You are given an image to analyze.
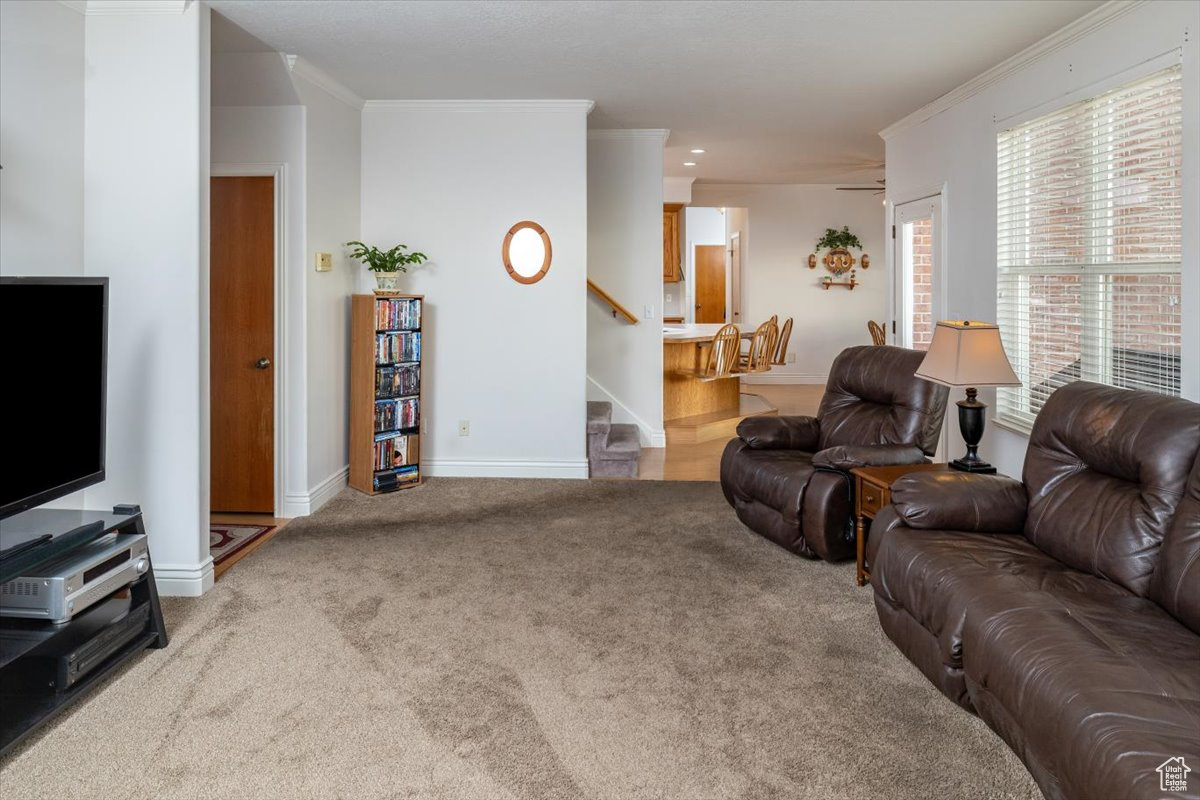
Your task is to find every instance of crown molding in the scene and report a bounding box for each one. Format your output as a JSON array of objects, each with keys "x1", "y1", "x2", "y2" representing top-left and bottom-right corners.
[
  {"x1": 589, "y1": 129, "x2": 671, "y2": 143},
  {"x1": 879, "y1": 0, "x2": 1145, "y2": 141},
  {"x1": 362, "y1": 99, "x2": 595, "y2": 114},
  {"x1": 285, "y1": 55, "x2": 365, "y2": 110},
  {"x1": 71, "y1": 0, "x2": 190, "y2": 14}
]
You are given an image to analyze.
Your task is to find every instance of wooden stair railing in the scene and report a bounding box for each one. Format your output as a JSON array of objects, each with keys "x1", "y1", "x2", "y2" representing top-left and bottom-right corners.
[{"x1": 587, "y1": 279, "x2": 639, "y2": 325}]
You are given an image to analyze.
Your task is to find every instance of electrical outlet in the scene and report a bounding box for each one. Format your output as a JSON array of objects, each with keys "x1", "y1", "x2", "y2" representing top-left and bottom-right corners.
[
  {"x1": 665, "y1": 293, "x2": 673, "y2": 303},
  {"x1": 458, "y1": 420, "x2": 470, "y2": 437},
  {"x1": 786, "y1": 352, "x2": 796, "y2": 364},
  {"x1": 643, "y1": 304, "x2": 656, "y2": 320},
  {"x1": 421, "y1": 418, "x2": 427, "y2": 434},
  {"x1": 315, "y1": 252, "x2": 333, "y2": 272}
]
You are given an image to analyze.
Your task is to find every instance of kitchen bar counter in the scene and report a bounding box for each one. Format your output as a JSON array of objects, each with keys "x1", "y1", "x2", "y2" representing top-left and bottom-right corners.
[{"x1": 662, "y1": 324, "x2": 775, "y2": 441}]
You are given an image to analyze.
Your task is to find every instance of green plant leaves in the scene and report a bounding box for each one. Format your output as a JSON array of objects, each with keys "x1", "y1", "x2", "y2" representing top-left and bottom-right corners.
[
  {"x1": 815, "y1": 226, "x2": 862, "y2": 252},
  {"x1": 345, "y1": 241, "x2": 429, "y2": 273}
]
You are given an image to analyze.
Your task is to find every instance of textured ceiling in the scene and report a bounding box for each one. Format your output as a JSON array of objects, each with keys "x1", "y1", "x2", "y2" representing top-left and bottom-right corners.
[{"x1": 207, "y1": 0, "x2": 1103, "y2": 184}]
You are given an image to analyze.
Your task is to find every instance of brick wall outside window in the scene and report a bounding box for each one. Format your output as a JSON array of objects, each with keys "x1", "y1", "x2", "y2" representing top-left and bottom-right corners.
[{"x1": 910, "y1": 219, "x2": 934, "y2": 351}]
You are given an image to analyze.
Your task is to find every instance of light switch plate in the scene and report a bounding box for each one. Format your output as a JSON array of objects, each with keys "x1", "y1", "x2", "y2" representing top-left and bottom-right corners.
[{"x1": 315, "y1": 252, "x2": 333, "y2": 272}]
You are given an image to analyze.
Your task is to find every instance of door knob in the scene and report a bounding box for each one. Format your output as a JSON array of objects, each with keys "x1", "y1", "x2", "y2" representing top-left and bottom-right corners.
[{"x1": 255, "y1": 357, "x2": 271, "y2": 369}]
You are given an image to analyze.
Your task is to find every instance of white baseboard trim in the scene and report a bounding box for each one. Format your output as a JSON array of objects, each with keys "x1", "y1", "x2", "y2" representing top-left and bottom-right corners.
[
  {"x1": 586, "y1": 375, "x2": 667, "y2": 448},
  {"x1": 282, "y1": 466, "x2": 349, "y2": 517},
  {"x1": 155, "y1": 557, "x2": 214, "y2": 597},
  {"x1": 740, "y1": 373, "x2": 828, "y2": 386},
  {"x1": 424, "y1": 459, "x2": 589, "y2": 479}
]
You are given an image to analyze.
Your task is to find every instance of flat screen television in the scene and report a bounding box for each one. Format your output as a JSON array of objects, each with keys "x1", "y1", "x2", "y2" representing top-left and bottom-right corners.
[{"x1": 0, "y1": 277, "x2": 108, "y2": 520}]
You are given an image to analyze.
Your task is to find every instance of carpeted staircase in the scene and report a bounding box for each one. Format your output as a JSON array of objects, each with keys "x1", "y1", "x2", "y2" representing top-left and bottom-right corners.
[{"x1": 587, "y1": 401, "x2": 641, "y2": 478}]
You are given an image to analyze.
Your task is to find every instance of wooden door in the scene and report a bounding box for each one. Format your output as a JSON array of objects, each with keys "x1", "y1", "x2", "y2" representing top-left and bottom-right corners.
[
  {"x1": 211, "y1": 176, "x2": 274, "y2": 513},
  {"x1": 694, "y1": 244, "x2": 726, "y2": 323}
]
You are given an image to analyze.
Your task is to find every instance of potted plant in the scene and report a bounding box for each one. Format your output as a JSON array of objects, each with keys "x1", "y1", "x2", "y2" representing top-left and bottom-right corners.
[
  {"x1": 346, "y1": 241, "x2": 429, "y2": 291},
  {"x1": 815, "y1": 226, "x2": 862, "y2": 275}
]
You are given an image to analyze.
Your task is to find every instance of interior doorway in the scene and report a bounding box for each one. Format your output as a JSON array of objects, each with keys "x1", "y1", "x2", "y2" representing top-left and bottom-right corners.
[
  {"x1": 211, "y1": 175, "x2": 276, "y2": 514},
  {"x1": 892, "y1": 195, "x2": 942, "y2": 351},
  {"x1": 694, "y1": 244, "x2": 726, "y2": 323},
  {"x1": 892, "y1": 193, "x2": 948, "y2": 459}
]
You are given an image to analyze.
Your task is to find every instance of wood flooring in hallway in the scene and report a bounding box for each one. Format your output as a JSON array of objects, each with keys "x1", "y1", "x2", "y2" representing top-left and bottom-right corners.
[{"x1": 639, "y1": 383, "x2": 824, "y2": 481}]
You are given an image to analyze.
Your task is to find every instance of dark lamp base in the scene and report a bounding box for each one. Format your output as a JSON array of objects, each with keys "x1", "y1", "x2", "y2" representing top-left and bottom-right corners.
[
  {"x1": 952, "y1": 387, "x2": 998, "y2": 475},
  {"x1": 949, "y1": 458, "x2": 997, "y2": 474}
]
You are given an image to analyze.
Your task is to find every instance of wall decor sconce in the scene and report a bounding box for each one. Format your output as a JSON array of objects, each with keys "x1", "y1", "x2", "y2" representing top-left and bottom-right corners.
[
  {"x1": 502, "y1": 220, "x2": 552, "y2": 285},
  {"x1": 808, "y1": 227, "x2": 868, "y2": 278}
]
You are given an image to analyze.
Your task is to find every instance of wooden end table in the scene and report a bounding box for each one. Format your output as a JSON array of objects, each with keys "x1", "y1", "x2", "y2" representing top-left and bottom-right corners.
[{"x1": 851, "y1": 462, "x2": 950, "y2": 586}]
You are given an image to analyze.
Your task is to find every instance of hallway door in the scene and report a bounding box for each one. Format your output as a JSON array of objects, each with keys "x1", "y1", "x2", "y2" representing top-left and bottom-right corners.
[
  {"x1": 694, "y1": 244, "x2": 726, "y2": 323},
  {"x1": 211, "y1": 176, "x2": 275, "y2": 513}
]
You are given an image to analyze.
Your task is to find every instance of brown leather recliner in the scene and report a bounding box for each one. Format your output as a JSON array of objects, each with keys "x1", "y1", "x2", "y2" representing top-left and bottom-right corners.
[
  {"x1": 869, "y1": 381, "x2": 1200, "y2": 800},
  {"x1": 720, "y1": 345, "x2": 949, "y2": 561}
]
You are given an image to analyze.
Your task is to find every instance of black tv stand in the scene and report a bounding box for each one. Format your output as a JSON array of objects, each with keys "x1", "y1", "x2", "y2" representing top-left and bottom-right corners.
[{"x1": 0, "y1": 506, "x2": 168, "y2": 756}]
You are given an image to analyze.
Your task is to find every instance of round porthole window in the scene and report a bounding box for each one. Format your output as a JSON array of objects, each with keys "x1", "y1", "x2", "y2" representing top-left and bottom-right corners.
[{"x1": 502, "y1": 221, "x2": 551, "y2": 284}]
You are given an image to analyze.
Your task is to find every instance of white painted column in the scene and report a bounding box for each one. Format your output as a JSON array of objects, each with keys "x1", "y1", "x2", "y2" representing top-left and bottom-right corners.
[{"x1": 82, "y1": 0, "x2": 212, "y2": 595}]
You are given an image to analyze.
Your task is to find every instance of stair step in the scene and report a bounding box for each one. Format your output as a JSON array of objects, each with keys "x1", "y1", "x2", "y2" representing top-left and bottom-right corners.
[
  {"x1": 586, "y1": 401, "x2": 612, "y2": 434},
  {"x1": 590, "y1": 458, "x2": 639, "y2": 478},
  {"x1": 601, "y1": 423, "x2": 641, "y2": 456}
]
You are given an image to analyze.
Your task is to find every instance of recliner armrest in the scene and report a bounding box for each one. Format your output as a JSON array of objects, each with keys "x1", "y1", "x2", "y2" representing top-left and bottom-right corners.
[
  {"x1": 891, "y1": 472, "x2": 1027, "y2": 533},
  {"x1": 811, "y1": 444, "x2": 927, "y2": 471},
  {"x1": 737, "y1": 415, "x2": 821, "y2": 451}
]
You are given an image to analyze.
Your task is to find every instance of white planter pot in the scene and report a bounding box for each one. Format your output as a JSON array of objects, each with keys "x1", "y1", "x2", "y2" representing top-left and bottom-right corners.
[{"x1": 374, "y1": 272, "x2": 402, "y2": 292}]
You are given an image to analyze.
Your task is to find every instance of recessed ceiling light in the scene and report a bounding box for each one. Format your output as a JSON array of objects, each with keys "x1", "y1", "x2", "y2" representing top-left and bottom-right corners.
[
  {"x1": 683, "y1": 161, "x2": 696, "y2": 167},
  {"x1": 690, "y1": 149, "x2": 706, "y2": 154}
]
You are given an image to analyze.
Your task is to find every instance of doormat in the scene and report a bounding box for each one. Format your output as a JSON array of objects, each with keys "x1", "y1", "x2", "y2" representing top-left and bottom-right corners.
[{"x1": 210, "y1": 524, "x2": 275, "y2": 566}]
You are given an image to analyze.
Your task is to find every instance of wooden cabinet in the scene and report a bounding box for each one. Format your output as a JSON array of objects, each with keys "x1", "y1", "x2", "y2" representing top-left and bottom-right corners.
[{"x1": 663, "y1": 203, "x2": 682, "y2": 282}]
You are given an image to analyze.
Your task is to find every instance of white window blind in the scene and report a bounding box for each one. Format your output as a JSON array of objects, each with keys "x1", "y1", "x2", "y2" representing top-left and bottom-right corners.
[{"x1": 996, "y1": 65, "x2": 1183, "y2": 433}]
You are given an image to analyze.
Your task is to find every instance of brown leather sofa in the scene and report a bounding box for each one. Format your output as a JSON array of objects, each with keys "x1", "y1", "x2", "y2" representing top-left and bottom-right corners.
[
  {"x1": 869, "y1": 381, "x2": 1200, "y2": 800},
  {"x1": 720, "y1": 345, "x2": 948, "y2": 561}
]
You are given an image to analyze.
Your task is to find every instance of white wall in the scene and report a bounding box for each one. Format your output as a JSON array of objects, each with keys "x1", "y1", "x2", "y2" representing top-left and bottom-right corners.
[
  {"x1": 361, "y1": 103, "x2": 590, "y2": 477},
  {"x1": 883, "y1": 0, "x2": 1199, "y2": 478},
  {"x1": 293, "y1": 77, "x2": 361, "y2": 499},
  {"x1": 691, "y1": 184, "x2": 886, "y2": 382},
  {"x1": 586, "y1": 131, "x2": 666, "y2": 446},
  {"x1": 0, "y1": 0, "x2": 84, "y2": 277},
  {"x1": 82, "y1": 2, "x2": 212, "y2": 595},
  {"x1": 210, "y1": 104, "x2": 309, "y2": 516}
]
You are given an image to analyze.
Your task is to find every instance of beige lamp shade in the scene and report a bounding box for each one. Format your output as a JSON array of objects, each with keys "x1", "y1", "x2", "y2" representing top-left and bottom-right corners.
[{"x1": 915, "y1": 321, "x2": 1021, "y2": 388}]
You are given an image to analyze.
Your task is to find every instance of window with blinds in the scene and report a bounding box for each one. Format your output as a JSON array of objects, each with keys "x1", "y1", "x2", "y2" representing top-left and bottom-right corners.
[{"x1": 996, "y1": 65, "x2": 1183, "y2": 433}]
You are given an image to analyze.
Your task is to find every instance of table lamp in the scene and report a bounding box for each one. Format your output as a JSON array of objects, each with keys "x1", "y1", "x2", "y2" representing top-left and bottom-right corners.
[{"x1": 914, "y1": 320, "x2": 1020, "y2": 474}]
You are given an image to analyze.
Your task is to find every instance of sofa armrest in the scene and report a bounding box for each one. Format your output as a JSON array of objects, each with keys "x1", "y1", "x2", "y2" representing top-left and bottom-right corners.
[
  {"x1": 737, "y1": 415, "x2": 821, "y2": 451},
  {"x1": 811, "y1": 444, "x2": 927, "y2": 471},
  {"x1": 890, "y1": 472, "x2": 1027, "y2": 533}
]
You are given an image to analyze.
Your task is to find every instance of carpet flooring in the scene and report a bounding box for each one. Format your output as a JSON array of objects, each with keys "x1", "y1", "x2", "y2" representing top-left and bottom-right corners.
[{"x1": 0, "y1": 478, "x2": 1040, "y2": 800}]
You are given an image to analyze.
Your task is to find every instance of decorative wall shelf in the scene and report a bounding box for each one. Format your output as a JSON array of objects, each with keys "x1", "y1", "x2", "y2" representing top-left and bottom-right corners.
[{"x1": 821, "y1": 278, "x2": 858, "y2": 290}]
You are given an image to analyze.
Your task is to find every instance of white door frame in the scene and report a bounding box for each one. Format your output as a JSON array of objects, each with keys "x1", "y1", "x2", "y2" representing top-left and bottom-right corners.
[
  {"x1": 210, "y1": 163, "x2": 288, "y2": 518},
  {"x1": 728, "y1": 231, "x2": 742, "y2": 326},
  {"x1": 887, "y1": 185, "x2": 950, "y2": 460},
  {"x1": 889, "y1": 188, "x2": 947, "y2": 347}
]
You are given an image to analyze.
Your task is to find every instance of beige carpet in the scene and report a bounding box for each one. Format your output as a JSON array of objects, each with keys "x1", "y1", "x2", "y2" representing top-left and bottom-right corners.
[{"x1": 0, "y1": 478, "x2": 1039, "y2": 800}]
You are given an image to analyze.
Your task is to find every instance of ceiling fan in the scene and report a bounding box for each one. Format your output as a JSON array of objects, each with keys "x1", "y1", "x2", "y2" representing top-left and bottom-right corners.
[{"x1": 836, "y1": 179, "x2": 886, "y2": 195}]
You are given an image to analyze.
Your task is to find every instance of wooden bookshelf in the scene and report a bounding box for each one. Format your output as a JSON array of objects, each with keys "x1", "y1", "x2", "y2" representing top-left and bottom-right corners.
[{"x1": 349, "y1": 293, "x2": 424, "y2": 494}]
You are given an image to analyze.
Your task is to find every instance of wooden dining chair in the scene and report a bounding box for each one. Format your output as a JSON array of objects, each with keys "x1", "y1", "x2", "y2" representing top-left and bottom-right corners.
[
  {"x1": 677, "y1": 324, "x2": 742, "y2": 382},
  {"x1": 771, "y1": 317, "x2": 793, "y2": 365},
  {"x1": 738, "y1": 319, "x2": 777, "y2": 373},
  {"x1": 743, "y1": 314, "x2": 779, "y2": 355},
  {"x1": 868, "y1": 320, "x2": 887, "y2": 346}
]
